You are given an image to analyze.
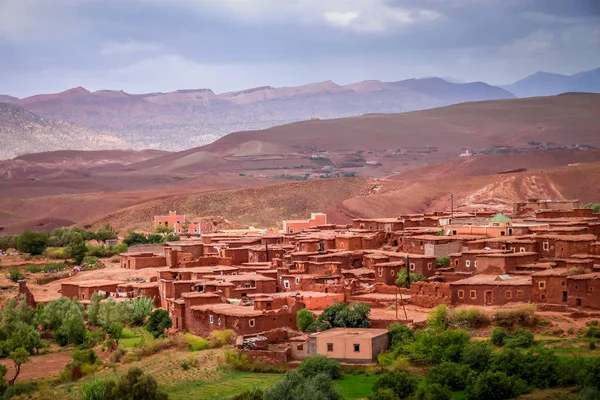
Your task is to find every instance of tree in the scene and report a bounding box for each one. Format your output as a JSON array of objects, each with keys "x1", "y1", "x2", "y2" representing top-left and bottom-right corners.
[
  {"x1": 389, "y1": 323, "x2": 415, "y2": 349},
  {"x1": 164, "y1": 234, "x2": 180, "y2": 242},
  {"x1": 146, "y1": 233, "x2": 164, "y2": 244},
  {"x1": 0, "y1": 235, "x2": 18, "y2": 251},
  {"x1": 465, "y1": 371, "x2": 529, "y2": 400},
  {"x1": 180, "y1": 223, "x2": 190, "y2": 238},
  {"x1": 145, "y1": 309, "x2": 172, "y2": 338},
  {"x1": 55, "y1": 302, "x2": 87, "y2": 345},
  {"x1": 314, "y1": 302, "x2": 371, "y2": 331},
  {"x1": 395, "y1": 269, "x2": 427, "y2": 288},
  {"x1": 372, "y1": 371, "x2": 418, "y2": 399},
  {"x1": 0, "y1": 364, "x2": 8, "y2": 396},
  {"x1": 263, "y1": 371, "x2": 340, "y2": 400},
  {"x1": 80, "y1": 378, "x2": 117, "y2": 400},
  {"x1": 436, "y1": 257, "x2": 450, "y2": 268},
  {"x1": 372, "y1": 389, "x2": 400, "y2": 400},
  {"x1": 96, "y1": 225, "x2": 118, "y2": 243},
  {"x1": 108, "y1": 322, "x2": 124, "y2": 345},
  {"x1": 67, "y1": 232, "x2": 87, "y2": 265},
  {"x1": 414, "y1": 383, "x2": 452, "y2": 400},
  {"x1": 296, "y1": 309, "x2": 316, "y2": 332},
  {"x1": 112, "y1": 367, "x2": 168, "y2": 400},
  {"x1": 296, "y1": 355, "x2": 342, "y2": 380},
  {"x1": 155, "y1": 225, "x2": 174, "y2": 236},
  {"x1": 123, "y1": 232, "x2": 148, "y2": 247},
  {"x1": 426, "y1": 362, "x2": 470, "y2": 391},
  {"x1": 8, "y1": 347, "x2": 30, "y2": 385},
  {"x1": 87, "y1": 292, "x2": 102, "y2": 326},
  {"x1": 17, "y1": 231, "x2": 48, "y2": 255}
]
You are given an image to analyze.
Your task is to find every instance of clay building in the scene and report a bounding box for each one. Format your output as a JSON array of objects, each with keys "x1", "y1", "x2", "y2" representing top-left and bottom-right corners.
[
  {"x1": 450, "y1": 275, "x2": 532, "y2": 306},
  {"x1": 352, "y1": 218, "x2": 404, "y2": 232},
  {"x1": 567, "y1": 273, "x2": 600, "y2": 309},
  {"x1": 449, "y1": 249, "x2": 510, "y2": 273},
  {"x1": 531, "y1": 268, "x2": 570, "y2": 304},
  {"x1": 120, "y1": 252, "x2": 166, "y2": 270},
  {"x1": 154, "y1": 210, "x2": 185, "y2": 229},
  {"x1": 399, "y1": 235, "x2": 476, "y2": 257},
  {"x1": 474, "y1": 252, "x2": 538, "y2": 275},
  {"x1": 283, "y1": 213, "x2": 327, "y2": 234},
  {"x1": 468, "y1": 237, "x2": 538, "y2": 253},
  {"x1": 513, "y1": 199, "x2": 580, "y2": 215},
  {"x1": 60, "y1": 280, "x2": 122, "y2": 301},
  {"x1": 308, "y1": 328, "x2": 389, "y2": 363}
]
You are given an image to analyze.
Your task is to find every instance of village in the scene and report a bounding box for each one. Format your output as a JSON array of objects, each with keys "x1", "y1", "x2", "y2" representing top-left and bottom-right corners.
[{"x1": 7, "y1": 198, "x2": 596, "y2": 368}]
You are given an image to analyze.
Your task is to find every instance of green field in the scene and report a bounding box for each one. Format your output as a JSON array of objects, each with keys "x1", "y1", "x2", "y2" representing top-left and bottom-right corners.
[{"x1": 119, "y1": 327, "x2": 153, "y2": 348}]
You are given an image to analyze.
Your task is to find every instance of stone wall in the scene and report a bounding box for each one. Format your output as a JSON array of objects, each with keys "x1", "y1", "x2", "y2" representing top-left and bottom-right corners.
[{"x1": 409, "y1": 282, "x2": 451, "y2": 308}]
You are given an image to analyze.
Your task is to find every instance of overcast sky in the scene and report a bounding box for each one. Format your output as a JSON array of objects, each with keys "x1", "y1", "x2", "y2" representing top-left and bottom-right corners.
[{"x1": 1, "y1": 0, "x2": 599, "y2": 97}]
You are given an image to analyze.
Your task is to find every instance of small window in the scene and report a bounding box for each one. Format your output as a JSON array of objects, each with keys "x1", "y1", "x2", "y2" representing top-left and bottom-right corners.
[
  {"x1": 561, "y1": 281, "x2": 565, "y2": 287},
  {"x1": 297, "y1": 344, "x2": 303, "y2": 351},
  {"x1": 470, "y1": 290, "x2": 477, "y2": 299},
  {"x1": 327, "y1": 343, "x2": 334, "y2": 352},
  {"x1": 575, "y1": 285, "x2": 579, "y2": 290},
  {"x1": 210, "y1": 315, "x2": 214, "y2": 324},
  {"x1": 517, "y1": 290, "x2": 523, "y2": 299},
  {"x1": 378, "y1": 268, "x2": 383, "y2": 277},
  {"x1": 289, "y1": 229, "x2": 294, "y2": 233},
  {"x1": 590, "y1": 287, "x2": 594, "y2": 293},
  {"x1": 410, "y1": 263, "x2": 416, "y2": 271},
  {"x1": 505, "y1": 291, "x2": 512, "y2": 299},
  {"x1": 284, "y1": 280, "x2": 290, "y2": 289},
  {"x1": 543, "y1": 242, "x2": 549, "y2": 251},
  {"x1": 474, "y1": 261, "x2": 477, "y2": 268},
  {"x1": 458, "y1": 290, "x2": 465, "y2": 299},
  {"x1": 295, "y1": 277, "x2": 301, "y2": 284},
  {"x1": 249, "y1": 319, "x2": 255, "y2": 327},
  {"x1": 391, "y1": 270, "x2": 395, "y2": 276},
  {"x1": 539, "y1": 281, "x2": 546, "y2": 289},
  {"x1": 353, "y1": 344, "x2": 360, "y2": 352},
  {"x1": 541, "y1": 294, "x2": 546, "y2": 300},
  {"x1": 158, "y1": 221, "x2": 162, "y2": 225},
  {"x1": 427, "y1": 262, "x2": 432, "y2": 270},
  {"x1": 218, "y1": 318, "x2": 221, "y2": 325},
  {"x1": 465, "y1": 260, "x2": 471, "y2": 268},
  {"x1": 520, "y1": 247, "x2": 525, "y2": 253}
]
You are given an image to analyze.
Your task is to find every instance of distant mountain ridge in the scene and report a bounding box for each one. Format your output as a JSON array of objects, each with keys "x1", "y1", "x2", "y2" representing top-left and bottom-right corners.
[
  {"x1": 502, "y1": 67, "x2": 600, "y2": 97},
  {"x1": 0, "y1": 77, "x2": 514, "y2": 152}
]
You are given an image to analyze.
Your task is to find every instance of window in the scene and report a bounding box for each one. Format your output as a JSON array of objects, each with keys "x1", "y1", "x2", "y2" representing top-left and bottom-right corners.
[
  {"x1": 297, "y1": 344, "x2": 304, "y2": 351},
  {"x1": 427, "y1": 263, "x2": 432, "y2": 270},
  {"x1": 541, "y1": 294, "x2": 546, "y2": 300},
  {"x1": 353, "y1": 344, "x2": 360, "y2": 352},
  {"x1": 505, "y1": 291, "x2": 512, "y2": 299},
  {"x1": 470, "y1": 290, "x2": 477, "y2": 299},
  {"x1": 218, "y1": 318, "x2": 221, "y2": 326},
  {"x1": 410, "y1": 263, "x2": 416, "y2": 271},
  {"x1": 210, "y1": 315, "x2": 214, "y2": 324},
  {"x1": 474, "y1": 261, "x2": 477, "y2": 268},
  {"x1": 289, "y1": 229, "x2": 294, "y2": 233},
  {"x1": 575, "y1": 285, "x2": 579, "y2": 290},
  {"x1": 520, "y1": 247, "x2": 525, "y2": 253},
  {"x1": 249, "y1": 319, "x2": 255, "y2": 327},
  {"x1": 158, "y1": 221, "x2": 162, "y2": 225},
  {"x1": 455, "y1": 259, "x2": 459, "y2": 266},
  {"x1": 590, "y1": 287, "x2": 594, "y2": 293},
  {"x1": 284, "y1": 280, "x2": 290, "y2": 289},
  {"x1": 539, "y1": 281, "x2": 546, "y2": 289},
  {"x1": 561, "y1": 281, "x2": 565, "y2": 287},
  {"x1": 327, "y1": 343, "x2": 334, "y2": 352},
  {"x1": 465, "y1": 260, "x2": 471, "y2": 268},
  {"x1": 517, "y1": 290, "x2": 523, "y2": 299},
  {"x1": 295, "y1": 277, "x2": 301, "y2": 284},
  {"x1": 391, "y1": 270, "x2": 395, "y2": 276},
  {"x1": 378, "y1": 268, "x2": 383, "y2": 277},
  {"x1": 458, "y1": 290, "x2": 465, "y2": 299},
  {"x1": 543, "y1": 242, "x2": 549, "y2": 251},
  {"x1": 194, "y1": 228, "x2": 198, "y2": 233}
]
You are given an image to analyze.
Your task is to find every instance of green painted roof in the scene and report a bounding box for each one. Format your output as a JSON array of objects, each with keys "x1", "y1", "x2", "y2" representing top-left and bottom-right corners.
[{"x1": 490, "y1": 213, "x2": 512, "y2": 223}]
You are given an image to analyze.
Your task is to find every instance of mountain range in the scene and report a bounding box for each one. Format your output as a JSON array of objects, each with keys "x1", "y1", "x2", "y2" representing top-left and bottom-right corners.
[{"x1": 1, "y1": 67, "x2": 599, "y2": 159}]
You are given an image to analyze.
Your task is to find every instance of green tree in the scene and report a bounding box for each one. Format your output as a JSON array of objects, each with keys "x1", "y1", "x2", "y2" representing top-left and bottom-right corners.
[
  {"x1": 146, "y1": 233, "x2": 164, "y2": 244},
  {"x1": 108, "y1": 322, "x2": 123, "y2": 345},
  {"x1": 145, "y1": 309, "x2": 172, "y2": 338},
  {"x1": 17, "y1": 231, "x2": 48, "y2": 255},
  {"x1": 314, "y1": 302, "x2": 371, "y2": 331},
  {"x1": 414, "y1": 383, "x2": 452, "y2": 400},
  {"x1": 395, "y1": 268, "x2": 427, "y2": 288},
  {"x1": 164, "y1": 234, "x2": 180, "y2": 242},
  {"x1": 80, "y1": 378, "x2": 116, "y2": 400},
  {"x1": 0, "y1": 235, "x2": 18, "y2": 251},
  {"x1": 0, "y1": 364, "x2": 8, "y2": 395},
  {"x1": 112, "y1": 367, "x2": 168, "y2": 400},
  {"x1": 296, "y1": 355, "x2": 342, "y2": 380},
  {"x1": 436, "y1": 257, "x2": 450, "y2": 268},
  {"x1": 465, "y1": 370, "x2": 529, "y2": 400},
  {"x1": 96, "y1": 225, "x2": 118, "y2": 243},
  {"x1": 426, "y1": 362, "x2": 470, "y2": 391},
  {"x1": 55, "y1": 302, "x2": 87, "y2": 345},
  {"x1": 8, "y1": 267, "x2": 25, "y2": 282},
  {"x1": 372, "y1": 371, "x2": 418, "y2": 399},
  {"x1": 155, "y1": 225, "x2": 174, "y2": 236},
  {"x1": 427, "y1": 305, "x2": 449, "y2": 332},
  {"x1": 8, "y1": 347, "x2": 30, "y2": 385},
  {"x1": 123, "y1": 232, "x2": 148, "y2": 247},
  {"x1": 263, "y1": 371, "x2": 340, "y2": 400},
  {"x1": 87, "y1": 292, "x2": 102, "y2": 326},
  {"x1": 372, "y1": 388, "x2": 400, "y2": 400},
  {"x1": 67, "y1": 232, "x2": 87, "y2": 265},
  {"x1": 388, "y1": 323, "x2": 415, "y2": 349},
  {"x1": 296, "y1": 309, "x2": 316, "y2": 332}
]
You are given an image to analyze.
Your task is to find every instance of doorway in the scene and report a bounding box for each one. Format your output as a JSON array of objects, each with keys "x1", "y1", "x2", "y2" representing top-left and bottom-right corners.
[
  {"x1": 562, "y1": 291, "x2": 568, "y2": 302},
  {"x1": 485, "y1": 291, "x2": 493, "y2": 305}
]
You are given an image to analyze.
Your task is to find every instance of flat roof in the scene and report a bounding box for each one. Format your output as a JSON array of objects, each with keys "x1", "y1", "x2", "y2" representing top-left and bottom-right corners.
[
  {"x1": 450, "y1": 275, "x2": 531, "y2": 286},
  {"x1": 310, "y1": 327, "x2": 388, "y2": 339},
  {"x1": 63, "y1": 279, "x2": 123, "y2": 287},
  {"x1": 531, "y1": 268, "x2": 571, "y2": 277}
]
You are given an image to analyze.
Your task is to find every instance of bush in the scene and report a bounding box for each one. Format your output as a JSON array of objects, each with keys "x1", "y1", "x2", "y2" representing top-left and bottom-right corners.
[
  {"x1": 110, "y1": 348, "x2": 126, "y2": 363},
  {"x1": 490, "y1": 328, "x2": 508, "y2": 346},
  {"x1": 80, "y1": 378, "x2": 116, "y2": 400},
  {"x1": 263, "y1": 371, "x2": 340, "y2": 400},
  {"x1": 208, "y1": 329, "x2": 236, "y2": 348},
  {"x1": 314, "y1": 302, "x2": 371, "y2": 331},
  {"x1": 112, "y1": 367, "x2": 168, "y2": 400},
  {"x1": 503, "y1": 328, "x2": 534, "y2": 349},
  {"x1": 372, "y1": 371, "x2": 418, "y2": 399},
  {"x1": 185, "y1": 334, "x2": 210, "y2": 351},
  {"x1": 24, "y1": 264, "x2": 43, "y2": 273},
  {"x1": 414, "y1": 383, "x2": 452, "y2": 400},
  {"x1": 17, "y1": 231, "x2": 48, "y2": 255},
  {"x1": 297, "y1": 309, "x2": 316, "y2": 332},
  {"x1": 389, "y1": 323, "x2": 415, "y2": 349},
  {"x1": 44, "y1": 248, "x2": 70, "y2": 259},
  {"x1": 492, "y1": 305, "x2": 537, "y2": 329},
  {"x1": 406, "y1": 329, "x2": 470, "y2": 365},
  {"x1": 448, "y1": 308, "x2": 490, "y2": 329},
  {"x1": 296, "y1": 355, "x2": 342, "y2": 380},
  {"x1": 181, "y1": 357, "x2": 198, "y2": 370},
  {"x1": 83, "y1": 256, "x2": 101, "y2": 266},
  {"x1": 396, "y1": 268, "x2": 428, "y2": 288},
  {"x1": 1, "y1": 382, "x2": 37, "y2": 399},
  {"x1": 465, "y1": 370, "x2": 529, "y2": 400},
  {"x1": 73, "y1": 348, "x2": 99, "y2": 365},
  {"x1": 230, "y1": 387, "x2": 264, "y2": 400},
  {"x1": 426, "y1": 362, "x2": 470, "y2": 391},
  {"x1": 372, "y1": 388, "x2": 400, "y2": 400},
  {"x1": 436, "y1": 257, "x2": 450, "y2": 268},
  {"x1": 427, "y1": 305, "x2": 448, "y2": 331},
  {"x1": 584, "y1": 325, "x2": 600, "y2": 339},
  {"x1": 8, "y1": 267, "x2": 25, "y2": 282},
  {"x1": 145, "y1": 310, "x2": 172, "y2": 338},
  {"x1": 461, "y1": 342, "x2": 492, "y2": 372}
]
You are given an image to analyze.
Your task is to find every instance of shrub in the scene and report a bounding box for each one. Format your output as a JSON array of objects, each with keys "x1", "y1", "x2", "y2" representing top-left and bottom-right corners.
[
  {"x1": 427, "y1": 305, "x2": 448, "y2": 331},
  {"x1": 503, "y1": 328, "x2": 534, "y2": 349},
  {"x1": 24, "y1": 264, "x2": 43, "y2": 273},
  {"x1": 110, "y1": 348, "x2": 126, "y2": 363},
  {"x1": 490, "y1": 328, "x2": 508, "y2": 346},
  {"x1": 492, "y1": 305, "x2": 537, "y2": 329},
  {"x1": 373, "y1": 371, "x2": 418, "y2": 399},
  {"x1": 297, "y1": 309, "x2": 316, "y2": 332},
  {"x1": 426, "y1": 362, "x2": 470, "y2": 391},
  {"x1": 406, "y1": 329, "x2": 470, "y2": 365},
  {"x1": 231, "y1": 387, "x2": 264, "y2": 400},
  {"x1": 44, "y1": 248, "x2": 70, "y2": 259},
  {"x1": 80, "y1": 378, "x2": 116, "y2": 400},
  {"x1": 43, "y1": 262, "x2": 67, "y2": 272},
  {"x1": 112, "y1": 367, "x2": 168, "y2": 400},
  {"x1": 448, "y1": 308, "x2": 490, "y2": 329},
  {"x1": 83, "y1": 256, "x2": 101, "y2": 266},
  {"x1": 185, "y1": 334, "x2": 210, "y2": 351},
  {"x1": 372, "y1": 388, "x2": 401, "y2": 400},
  {"x1": 208, "y1": 329, "x2": 236, "y2": 348},
  {"x1": 263, "y1": 371, "x2": 340, "y2": 400},
  {"x1": 17, "y1": 231, "x2": 49, "y2": 255},
  {"x1": 296, "y1": 355, "x2": 342, "y2": 380},
  {"x1": 591, "y1": 340, "x2": 597, "y2": 350},
  {"x1": 584, "y1": 325, "x2": 600, "y2": 339},
  {"x1": 8, "y1": 267, "x2": 25, "y2": 282},
  {"x1": 1, "y1": 382, "x2": 37, "y2": 399},
  {"x1": 145, "y1": 309, "x2": 172, "y2": 338},
  {"x1": 436, "y1": 257, "x2": 450, "y2": 268},
  {"x1": 414, "y1": 383, "x2": 452, "y2": 400},
  {"x1": 461, "y1": 342, "x2": 492, "y2": 372},
  {"x1": 396, "y1": 268, "x2": 427, "y2": 288},
  {"x1": 466, "y1": 370, "x2": 529, "y2": 400},
  {"x1": 73, "y1": 348, "x2": 99, "y2": 365},
  {"x1": 389, "y1": 323, "x2": 415, "y2": 349}
]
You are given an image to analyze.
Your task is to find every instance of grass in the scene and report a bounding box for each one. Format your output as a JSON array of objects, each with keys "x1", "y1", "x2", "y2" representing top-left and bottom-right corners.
[
  {"x1": 334, "y1": 374, "x2": 378, "y2": 399},
  {"x1": 166, "y1": 371, "x2": 282, "y2": 400},
  {"x1": 119, "y1": 327, "x2": 152, "y2": 348}
]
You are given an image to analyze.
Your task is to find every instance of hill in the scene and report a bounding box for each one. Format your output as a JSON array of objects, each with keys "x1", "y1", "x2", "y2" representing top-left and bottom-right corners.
[
  {"x1": 0, "y1": 103, "x2": 126, "y2": 160},
  {"x1": 503, "y1": 67, "x2": 600, "y2": 97},
  {"x1": 8, "y1": 78, "x2": 514, "y2": 152}
]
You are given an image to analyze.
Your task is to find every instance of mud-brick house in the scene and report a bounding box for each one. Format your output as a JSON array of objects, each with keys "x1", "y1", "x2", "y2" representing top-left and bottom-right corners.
[
  {"x1": 185, "y1": 297, "x2": 303, "y2": 336},
  {"x1": 283, "y1": 213, "x2": 327, "y2": 234},
  {"x1": 351, "y1": 218, "x2": 404, "y2": 232},
  {"x1": 450, "y1": 275, "x2": 532, "y2": 306},
  {"x1": 535, "y1": 235, "x2": 597, "y2": 258},
  {"x1": 567, "y1": 273, "x2": 600, "y2": 309},
  {"x1": 449, "y1": 249, "x2": 509, "y2": 273},
  {"x1": 168, "y1": 292, "x2": 222, "y2": 331},
  {"x1": 248, "y1": 244, "x2": 290, "y2": 263},
  {"x1": 373, "y1": 261, "x2": 404, "y2": 285},
  {"x1": 60, "y1": 280, "x2": 122, "y2": 301},
  {"x1": 308, "y1": 251, "x2": 364, "y2": 270},
  {"x1": 474, "y1": 252, "x2": 538, "y2": 275},
  {"x1": 308, "y1": 328, "x2": 389, "y2": 363},
  {"x1": 201, "y1": 274, "x2": 277, "y2": 298},
  {"x1": 531, "y1": 268, "x2": 571, "y2": 304},
  {"x1": 399, "y1": 235, "x2": 476, "y2": 257},
  {"x1": 279, "y1": 273, "x2": 343, "y2": 293},
  {"x1": 468, "y1": 237, "x2": 538, "y2": 253},
  {"x1": 120, "y1": 252, "x2": 166, "y2": 270}
]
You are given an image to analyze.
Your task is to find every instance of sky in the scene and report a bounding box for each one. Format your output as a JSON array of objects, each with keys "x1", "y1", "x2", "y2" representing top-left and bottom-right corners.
[{"x1": 1, "y1": 0, "x2": 599, "y2": 97}]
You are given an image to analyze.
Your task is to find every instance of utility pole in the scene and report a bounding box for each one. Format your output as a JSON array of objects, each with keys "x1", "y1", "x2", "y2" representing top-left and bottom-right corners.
[
  {"x1": 265, "y1": 242, "x2": 269, "y2": 262},
  {"x1": 450, "y1": 193, "x2": 455, "y2": 220}
]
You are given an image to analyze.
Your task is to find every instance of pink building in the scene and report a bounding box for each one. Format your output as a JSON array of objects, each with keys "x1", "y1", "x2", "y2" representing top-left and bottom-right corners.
[{"x1": 283, "y1": 213, "x2": 327, "y2": 234}]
